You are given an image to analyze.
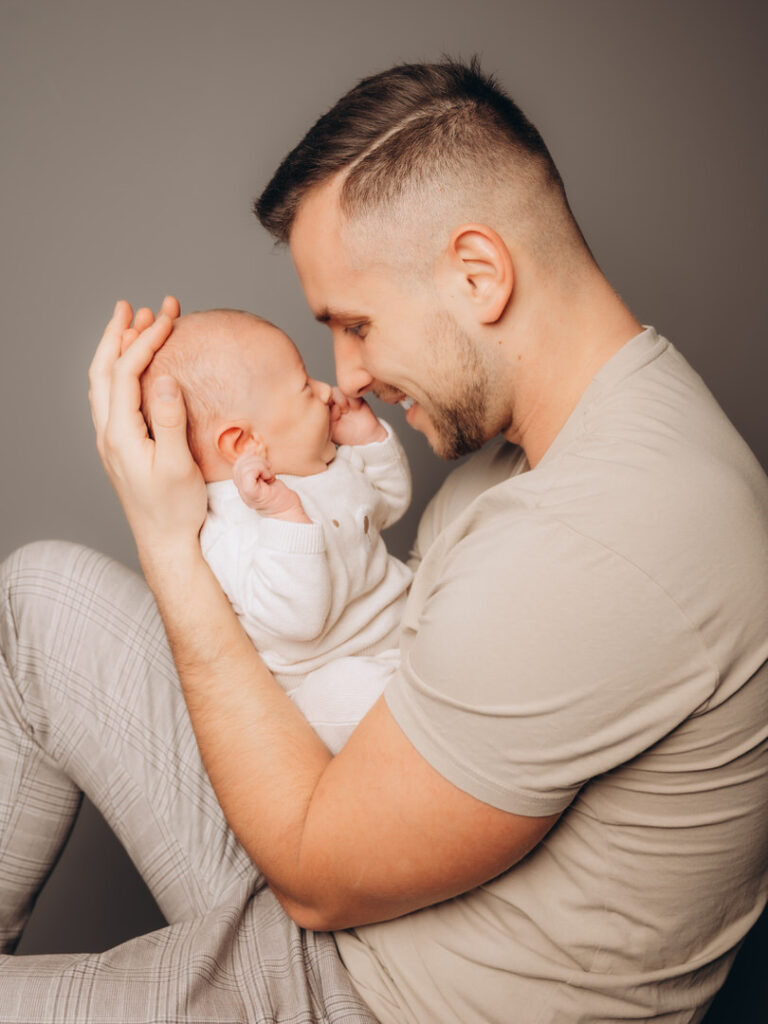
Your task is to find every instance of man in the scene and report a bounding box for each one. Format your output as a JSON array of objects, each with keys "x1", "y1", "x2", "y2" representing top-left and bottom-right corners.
[{"x1": 1, "y1": 59, "x2": 767, "y2": 1023}]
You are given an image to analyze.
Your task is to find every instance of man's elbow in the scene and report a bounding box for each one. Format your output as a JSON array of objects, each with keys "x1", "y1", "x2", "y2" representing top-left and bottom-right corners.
[{"x1": 271, "y1": 887, "x2": 349, "y2": 932}]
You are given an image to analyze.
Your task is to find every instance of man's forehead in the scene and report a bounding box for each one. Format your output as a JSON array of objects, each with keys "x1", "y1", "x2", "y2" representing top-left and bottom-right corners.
[
  {"x1": 290, "y1": 175, "x2": 346, "y2": 253},
  {"x1": 289, "y1": 173, "x2": 419, "y2": 323},
  {"x1": 290, "y1": 183, "x2": 372, "y2": 317}
]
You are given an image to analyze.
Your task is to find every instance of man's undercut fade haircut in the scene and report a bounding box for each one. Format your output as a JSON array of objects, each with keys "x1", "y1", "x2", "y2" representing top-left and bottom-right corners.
[{"x1": 254, "y1": 57, "x2": 572, "y2": 245}]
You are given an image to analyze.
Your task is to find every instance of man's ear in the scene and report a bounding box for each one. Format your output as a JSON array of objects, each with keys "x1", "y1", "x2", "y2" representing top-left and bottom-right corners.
[
  {"x1": 440, "y1": 224, "x2": 514, "y2": 325},
  {"x1": 216, "y1": 423, "x2": 267, "y2": 465}
]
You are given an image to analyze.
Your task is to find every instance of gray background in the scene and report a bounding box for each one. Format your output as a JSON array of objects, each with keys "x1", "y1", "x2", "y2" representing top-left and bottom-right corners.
[{"x1": 1, "y1": 0, "x2": 766, "y2": 1018}]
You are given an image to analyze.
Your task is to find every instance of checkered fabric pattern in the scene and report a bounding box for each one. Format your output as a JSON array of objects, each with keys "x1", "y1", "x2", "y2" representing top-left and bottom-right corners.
[{"x1": 0, "y1": 541, "x2": 378, "y2": 1023}]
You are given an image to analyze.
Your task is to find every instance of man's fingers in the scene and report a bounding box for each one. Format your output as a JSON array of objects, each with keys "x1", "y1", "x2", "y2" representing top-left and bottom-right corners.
[
  {"x1": 108, "y1": 312, "x2": 174, "y2": 427},
  {"x1": 121, "y1": 327, "x2": 140, "y2": 355},
  {"x1": 116, "y1": 313, "x2": 174, "y2": 375},
  {"x1": 149, "y1": 376, "x2": 196, "y2": 473},
  {"x1": 160, "y1": 294, "x2": 181, "y2": 319},
  {"x1": 132, "y1": 307, "x2": 155, "y2": 334},
  {"x1": 88, "y1": 300, "x2": 135, "y2": 434}
]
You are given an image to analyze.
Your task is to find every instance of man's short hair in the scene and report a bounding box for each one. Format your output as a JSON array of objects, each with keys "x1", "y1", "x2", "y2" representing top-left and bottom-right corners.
[{"x1": 254, "y1": 57, "x2": 573, "y2": 247}]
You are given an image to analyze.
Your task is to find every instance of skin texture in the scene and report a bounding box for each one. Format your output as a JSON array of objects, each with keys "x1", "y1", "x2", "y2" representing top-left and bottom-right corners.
[{"x1": 88, "y1": 166, "x2": 642, "y2": 929}]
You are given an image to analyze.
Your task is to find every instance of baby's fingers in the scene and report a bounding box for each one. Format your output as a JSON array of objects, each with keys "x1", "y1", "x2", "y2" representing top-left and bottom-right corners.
[
  {"x1": 233, "y1": 454, "x2": 273, "y2": 497},
  {"x1": 331, "y1": 386, "x2": 350, "y2": 413}
]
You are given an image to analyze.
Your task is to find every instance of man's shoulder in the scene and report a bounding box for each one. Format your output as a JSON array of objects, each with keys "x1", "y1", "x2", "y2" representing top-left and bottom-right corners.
[{"x1": 413, "y1": 439, "x2": 527, "y2": 556}]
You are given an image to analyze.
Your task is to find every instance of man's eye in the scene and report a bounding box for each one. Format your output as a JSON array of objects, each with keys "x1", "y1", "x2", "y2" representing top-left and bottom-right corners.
[{"x1": 344, "y1": 323, "x2": 367, "y2": 339}]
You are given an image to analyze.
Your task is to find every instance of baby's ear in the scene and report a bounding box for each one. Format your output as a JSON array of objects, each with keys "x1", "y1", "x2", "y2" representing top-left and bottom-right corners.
[{"x1": 217, "y1": 424, "x2": 267, "y2": 465}]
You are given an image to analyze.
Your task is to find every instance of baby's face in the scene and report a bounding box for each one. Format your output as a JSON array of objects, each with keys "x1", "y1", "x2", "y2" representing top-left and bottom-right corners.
[{"x1": 237, "y1": 323, "x2": 336, "y2": 476}]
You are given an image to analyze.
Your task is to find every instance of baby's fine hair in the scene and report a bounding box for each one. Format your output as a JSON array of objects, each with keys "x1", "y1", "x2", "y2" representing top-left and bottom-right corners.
[{"x1": 139, "y1": 308, "x2": 269, "y2": 466}]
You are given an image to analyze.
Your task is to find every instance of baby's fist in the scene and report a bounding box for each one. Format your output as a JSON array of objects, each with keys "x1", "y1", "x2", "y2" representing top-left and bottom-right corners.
[
  {"x1": 330, "y1": 388, "x2": 386, "y2": 446},
  {"x1": 233, "y1": 454, "x2": 310, "y2": 522}
]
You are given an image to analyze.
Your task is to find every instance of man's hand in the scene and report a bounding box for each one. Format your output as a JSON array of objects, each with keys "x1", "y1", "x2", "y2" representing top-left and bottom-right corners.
[
  {"x1": 88, "y1": 297, "x2": 207, "y2": 568},
  {"x1": 330, "y1": 387, "x2": 387, "y2": 447},
  {"x1": 233, "y1": 453, "x2": 312, "y2": 523}
]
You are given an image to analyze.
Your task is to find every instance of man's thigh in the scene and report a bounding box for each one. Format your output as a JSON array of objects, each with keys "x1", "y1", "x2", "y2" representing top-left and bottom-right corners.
[
  {"x1": 0, "y1": 541, "x2": 380, "y2": 1020},
  {"x1": 0, "y1": 877, "x2": 378, "y2": 1023}
]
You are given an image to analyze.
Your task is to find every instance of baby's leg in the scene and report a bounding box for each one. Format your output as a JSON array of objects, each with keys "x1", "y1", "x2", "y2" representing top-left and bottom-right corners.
[{"x1": 290, "y1": 649, "x2": 400, "y2": 754}]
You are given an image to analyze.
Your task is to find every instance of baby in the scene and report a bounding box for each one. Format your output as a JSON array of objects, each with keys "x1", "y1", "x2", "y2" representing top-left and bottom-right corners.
[{"x1": 140, "y1": 309, "x2": 412, "y2": 753}]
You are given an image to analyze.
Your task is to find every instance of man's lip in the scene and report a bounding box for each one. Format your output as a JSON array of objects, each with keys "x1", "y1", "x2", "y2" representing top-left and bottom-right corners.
[{"x1": 372, "y1": 385, "x2": 406, "y2": 405}]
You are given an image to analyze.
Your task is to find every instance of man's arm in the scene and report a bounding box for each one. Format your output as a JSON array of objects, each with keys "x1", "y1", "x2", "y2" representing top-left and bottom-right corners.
[
  {"x1": 144, "y1": 540, "x2": 559, "y2": 929},
  {"x1": 89, "y1": 301, "x2": 560, "y2": 930}
]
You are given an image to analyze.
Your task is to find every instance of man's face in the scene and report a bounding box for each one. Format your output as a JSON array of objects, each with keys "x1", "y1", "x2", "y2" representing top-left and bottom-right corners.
[{"x1": 289, "y1": 178, "x2": 492, "y2": 460}]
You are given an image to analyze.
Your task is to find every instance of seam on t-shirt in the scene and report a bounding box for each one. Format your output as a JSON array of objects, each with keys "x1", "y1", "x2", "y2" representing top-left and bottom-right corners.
[
  {"x1": 386, "y1": 675, "x2": 577, "y2": 817},
  {"x1": 536, "y1": 334, "x2": 672, "y2": 472},
  {"x1": 390, "y1": 503, "x2": 723, "y2": 816}
]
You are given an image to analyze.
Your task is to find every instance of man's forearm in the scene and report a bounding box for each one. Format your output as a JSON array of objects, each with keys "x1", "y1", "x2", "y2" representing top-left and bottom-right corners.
[{"x1": 140, "y1": 541, "x2": 333, "y2": 902}]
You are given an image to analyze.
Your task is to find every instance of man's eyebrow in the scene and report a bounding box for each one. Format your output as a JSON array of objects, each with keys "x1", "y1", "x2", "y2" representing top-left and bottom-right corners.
[{"x1": 314, "y1": 307, "x2": 366, "y2": 325}]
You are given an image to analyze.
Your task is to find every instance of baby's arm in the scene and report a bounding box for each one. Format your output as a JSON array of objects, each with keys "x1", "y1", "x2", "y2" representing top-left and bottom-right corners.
[
  {"x1": 331, "y1": 394, "x2": 411, "y2": 528},
  {"x1": 329, "y1": 389, "x2": 386, "y2": 447},
  {"x1": 204, "y1": 458, "x2": 332, "y2": 643},
  {"x1": 235, "y1": 531, "x2": 332, "y2": 643}
]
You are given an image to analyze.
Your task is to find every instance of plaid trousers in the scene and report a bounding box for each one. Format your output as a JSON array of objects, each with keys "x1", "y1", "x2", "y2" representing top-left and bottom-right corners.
[{"x1": 0, "y1": 541, "x2": 379, "y2": 1023}]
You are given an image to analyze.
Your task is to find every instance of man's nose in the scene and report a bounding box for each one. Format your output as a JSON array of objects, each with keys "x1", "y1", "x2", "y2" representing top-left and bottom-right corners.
[{"x1": 333, "y1": 333, "x2": 373, "y2": 398}]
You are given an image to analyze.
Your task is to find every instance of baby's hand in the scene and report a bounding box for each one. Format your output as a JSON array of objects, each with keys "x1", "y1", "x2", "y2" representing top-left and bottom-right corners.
[
  {"x1": 330, "y1": 388, "x2": 387, "y2": 446},
  {"x1": 233, "y1": 454, "x2": 311, "y2": 523}
]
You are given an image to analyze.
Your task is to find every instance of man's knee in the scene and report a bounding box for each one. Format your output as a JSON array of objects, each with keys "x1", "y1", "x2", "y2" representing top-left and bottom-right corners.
[
  {"x1": 1, "y1": 541, "x2": 98, "y2": 611},
  {"x1": 0, "y1": 540, "x2": 123, "y2": 640},
  {"x1": 2, "y1": 539, "x2": 88, "y2": 581}
]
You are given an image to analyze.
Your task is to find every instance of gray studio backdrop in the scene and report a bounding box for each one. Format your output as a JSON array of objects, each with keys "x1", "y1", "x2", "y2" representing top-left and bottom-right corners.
[{"x1": 1, "y1": 0, "x2": 766, "y2": 1011}]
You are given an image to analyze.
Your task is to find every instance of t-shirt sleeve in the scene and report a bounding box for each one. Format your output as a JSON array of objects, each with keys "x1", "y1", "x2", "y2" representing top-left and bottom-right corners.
[{"x1": 386, "y1": 512, "x2": 716, "y2": 817}]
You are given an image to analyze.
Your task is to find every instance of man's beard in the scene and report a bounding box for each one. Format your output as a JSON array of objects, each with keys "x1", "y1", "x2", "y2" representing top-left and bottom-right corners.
[
  {"x1": 425, "y1": 314, "x2": 490, "y2": 460},
  {"x1": 429, "y1": 380, "x2": 488, "y2": 459}
]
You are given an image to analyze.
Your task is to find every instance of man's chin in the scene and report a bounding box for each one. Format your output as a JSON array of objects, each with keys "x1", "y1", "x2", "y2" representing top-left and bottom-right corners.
[
  {"x1": 425, "y1": 414, "x2": 488, "y2": 461},
  {"x1": 413, "y1": 414, "x2": 464, "y2": 462}
]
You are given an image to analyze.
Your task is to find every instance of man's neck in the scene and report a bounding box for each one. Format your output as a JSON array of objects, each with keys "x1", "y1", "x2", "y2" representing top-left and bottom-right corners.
[{"x1": 500, "y1": 269, "x2": 643, "y2": 467}]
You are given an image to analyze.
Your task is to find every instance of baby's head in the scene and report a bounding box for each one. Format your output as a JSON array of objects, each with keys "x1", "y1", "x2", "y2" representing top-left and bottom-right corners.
[{"x1": 140, "y1": 309, "x2": 336, "y2": 481}]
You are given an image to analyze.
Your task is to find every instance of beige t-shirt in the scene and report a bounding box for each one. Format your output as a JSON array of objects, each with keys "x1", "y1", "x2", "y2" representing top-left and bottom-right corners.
[{"x1": 335, "y1": 328, "x2": 768, "y2": 1024}]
